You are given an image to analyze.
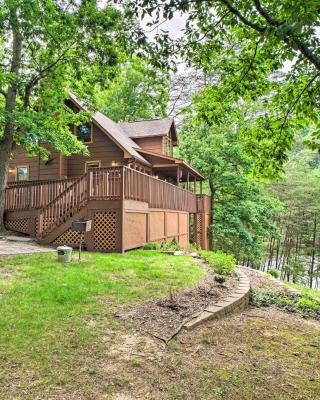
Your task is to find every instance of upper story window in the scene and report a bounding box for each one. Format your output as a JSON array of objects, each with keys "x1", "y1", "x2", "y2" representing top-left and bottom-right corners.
[
  {"x1": 16, "y1": 166, "x2": 29, "y2": 181},
  {"x1": 163, "y1": 136, "x2": 173, "y2": 157},
  {"x1": 76, "y1": 122, "x2": 92, "y2": 143}
]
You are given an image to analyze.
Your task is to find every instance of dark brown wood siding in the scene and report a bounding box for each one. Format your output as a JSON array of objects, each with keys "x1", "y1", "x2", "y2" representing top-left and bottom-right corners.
[
  {"x1": 134, "y1": 136, "x2": 164, "y2": 155},
  {"x1": 8, "y1": 147, "x2": 39, "y2": 182},
  {"x1": 8, "y1": 147, "x2": 61, "y2": 182},
  {"x1": 67, "y1": 124, "x2": 124, "y2": 177},
  {"x1": 8, "y1": 125, "x2": 125, "y2": 181},
  {"x1": 60, "y1": 154, "x2": 68, "y2": 179},
  {"x1": 38, "y1": 148, "x2": 61, "y2": 181}
]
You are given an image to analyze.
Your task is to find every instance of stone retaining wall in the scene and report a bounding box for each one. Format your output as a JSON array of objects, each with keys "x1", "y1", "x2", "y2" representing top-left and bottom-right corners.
[{"x1": 183, "y1": 272, "x2": 250, "y2": 330}]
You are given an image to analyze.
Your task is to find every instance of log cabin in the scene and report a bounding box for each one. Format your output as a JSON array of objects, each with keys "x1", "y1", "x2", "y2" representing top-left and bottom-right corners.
[{"x1": 4, "y1": 95, "x2": 211, "y2": 252}]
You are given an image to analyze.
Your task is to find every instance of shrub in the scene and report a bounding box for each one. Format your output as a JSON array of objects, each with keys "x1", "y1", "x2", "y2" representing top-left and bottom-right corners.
[
  {"x1": 214, "y1": 275, "x2": 226, "y2": 284},
  {"x1": 143, "y1": 242, "x2": 161, "y2": 250},
  {"x1": 268, "y1": 268, "x2": 280, "y2": 279},
  {"x1": 201, "y1": 251, "x2": 236, "y2": 276},
  {"x1": 250, "y1": 290, "x2": 277, "y2": 307},
  {"x1": 161, "y1": 238, "x2": 181, "y2": 251},
  {"x1": 250, "y1": 289, "x2": 320, "y2": 319},
  {"x1": 297, "y1": 298, "x2": 318, "y2": 311}
]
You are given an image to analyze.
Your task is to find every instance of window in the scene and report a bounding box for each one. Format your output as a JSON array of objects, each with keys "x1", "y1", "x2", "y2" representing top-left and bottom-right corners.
[
  {"x1": 85, "y1": 161, "x2": 101, "y2": 172},
  {"x1": 16, "y1": 166, "x2": 29, "y2": 181},
  {"x1": 76, "y1": 122, "x2": 92, "y2": 143},
  {"x1": 163, "y1": 136, "x2": 173, "y2": 156}
]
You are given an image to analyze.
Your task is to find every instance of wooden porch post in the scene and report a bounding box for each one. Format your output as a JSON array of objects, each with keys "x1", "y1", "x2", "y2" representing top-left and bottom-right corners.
[
  {"x1": 176, "y1": 167, "x2": 180, "y2": 187},
  {"x1": 120, "y1": 166, "x2": 125, "y2": 254},
  {"x1": 200, "y1": 180, "x2": 203, "y2": 195},
  {"x1": 194, "y1": 177, "x2": 196, "y2": 193},
  {"x1": 187, "y1": 172, "x2": 189, "y2": 191}
]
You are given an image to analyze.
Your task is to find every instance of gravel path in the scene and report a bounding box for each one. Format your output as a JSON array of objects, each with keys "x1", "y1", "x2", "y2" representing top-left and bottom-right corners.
[{"x1": 0, "y1": 236, "x2": 54, "y2": 256}]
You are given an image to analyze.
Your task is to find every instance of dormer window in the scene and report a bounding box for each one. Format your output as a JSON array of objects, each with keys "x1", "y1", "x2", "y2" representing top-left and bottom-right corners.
[{"x1": 76, "y1": 122, "x2": 92, "y2": 143}]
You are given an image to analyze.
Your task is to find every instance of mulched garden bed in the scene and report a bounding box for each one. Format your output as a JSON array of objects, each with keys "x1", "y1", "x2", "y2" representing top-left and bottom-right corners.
[{"x1": 119, "y1": 259, "x2": 238, "y2": 342}]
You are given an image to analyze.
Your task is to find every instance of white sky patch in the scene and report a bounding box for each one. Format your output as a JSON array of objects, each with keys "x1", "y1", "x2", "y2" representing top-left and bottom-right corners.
[{"x1": 142, "y1": 12, "x2": 187, "y2": 41}]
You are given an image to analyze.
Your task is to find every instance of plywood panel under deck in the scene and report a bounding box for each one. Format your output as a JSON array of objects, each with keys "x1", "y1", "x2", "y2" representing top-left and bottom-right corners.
[
  {"x1": 149, "y1": 211, "x2": 165, "y2": 242},
  {"x1": 123, "y1": 212, "x2": 147, "y2": 250}
]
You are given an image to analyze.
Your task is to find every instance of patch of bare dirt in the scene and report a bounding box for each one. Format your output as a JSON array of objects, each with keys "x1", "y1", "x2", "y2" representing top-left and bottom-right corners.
[
  {"x1": 118, "y1": 263, "x2": 238, "y2": 342},
  {"x1": 100, "y1": 307, "x2": 320, "y2": 400},
  {"x1": 0, "y1": 265, "x2": 14, "y2": 279}
]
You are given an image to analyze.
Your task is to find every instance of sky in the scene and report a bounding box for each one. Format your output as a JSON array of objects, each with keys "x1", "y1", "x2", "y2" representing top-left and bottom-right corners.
[{"x1": 143, "y1": 12, "x2": 187, "y2": 41}]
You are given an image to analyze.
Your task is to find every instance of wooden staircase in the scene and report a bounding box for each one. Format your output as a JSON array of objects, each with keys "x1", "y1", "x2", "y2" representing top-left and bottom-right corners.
[{"x1": 37, "y1": 174, "x2": 88, "y2": 243}]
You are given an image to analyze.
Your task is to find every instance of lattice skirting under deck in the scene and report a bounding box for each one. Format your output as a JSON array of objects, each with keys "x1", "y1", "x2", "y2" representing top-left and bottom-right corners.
[
  {"x1": 5, "y1": 218, "x2": 30, "y2": 234},
  {"x1": 94, "y1": 211, "x2": 117, "y2": 251},
  {"x1": 53, "y1": 228, "x2": 85, "y2": 247},
  {"x1": 195, "y1": 213, "x2": 202, "y2": 245}
]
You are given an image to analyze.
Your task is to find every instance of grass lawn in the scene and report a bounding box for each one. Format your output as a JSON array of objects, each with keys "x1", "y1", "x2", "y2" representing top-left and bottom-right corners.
[
  {"x1": 0, "y1": 250, "x2": 204, "y2": 399},
  {"x1": 0, "y1": 251, "x2": 319, "y2": 399}
]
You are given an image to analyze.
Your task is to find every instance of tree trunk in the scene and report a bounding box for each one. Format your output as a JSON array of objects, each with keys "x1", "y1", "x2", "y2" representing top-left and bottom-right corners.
[
  {"x1": 0, "y1": 143, "x2": 12, "y2": 232},
  {"x1": 309, "y1": 214, "x2": 317, "y2": 289},
  {"x1": 0, "y1": 7, "x2": 22, "y2": 231}
]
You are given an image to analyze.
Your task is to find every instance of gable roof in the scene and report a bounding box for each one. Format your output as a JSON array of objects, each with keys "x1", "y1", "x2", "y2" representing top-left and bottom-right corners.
[
  {"x1": 135, "y1": 148, "x2": 204, "y2": 180},
  {"x1": 68, "y1": 94, "x2": 150, "y2": 166},
  {"x1": 93, "y1": 112, "x2": 150, "y2": 166},
  {"x1": 119, "y1": 118, "x2": 176, "y2": 140}
]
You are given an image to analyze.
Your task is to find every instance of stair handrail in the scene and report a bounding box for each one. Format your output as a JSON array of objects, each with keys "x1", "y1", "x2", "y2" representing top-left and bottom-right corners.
[{"x1": 37, "y1": 173, "x2": 89, "y2": 238}]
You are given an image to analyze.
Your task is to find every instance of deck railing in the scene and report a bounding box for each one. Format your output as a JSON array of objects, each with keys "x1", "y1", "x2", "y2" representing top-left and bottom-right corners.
[
  {"x1": 89, "y1": 167, "x2": 121, "y2": 200},
  {"x1": 5, "y1": 178, "x2": 77, "y2": 210},
  {"x1": 123, "y1": 167, "x2": 198, "y2": 212},
  {"x1": 5, "y1": 167, "x2": 209, "y2": 215}
]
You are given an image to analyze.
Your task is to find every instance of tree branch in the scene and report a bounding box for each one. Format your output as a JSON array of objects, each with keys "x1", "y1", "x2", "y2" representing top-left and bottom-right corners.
[
  {"x1": 252, "y1": 0, "x2": 279, "y2": 26},
  {"x1": 216, "y1": 0, "x2": 320, "y2": 70},
  {"x1": 219, "y1": 0, "x2": 267, "y2": 33},
  {"x1": 23, "y1": 46, "x2": 74, "y2": 109},
  {"x1": 273, "y1": 72, "x2": 320, "y2": 152},
  {"x1": 226, "y1": 39, "x2": 260, "y2": 96},
  {"x1": 252, "y1": 0, "x2": 320, "y2": 70}
]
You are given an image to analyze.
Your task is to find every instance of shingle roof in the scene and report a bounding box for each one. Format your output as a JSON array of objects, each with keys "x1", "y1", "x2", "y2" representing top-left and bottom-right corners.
[
  {"x1": 68, "y1": 94, "x2": 150, "y2": 166},
  {"x1": 93, "y1": 112, "x2": 150, "y2": 166},
  {"x1": 119, "y1": 118, "x2": 174, "y2": 138}
]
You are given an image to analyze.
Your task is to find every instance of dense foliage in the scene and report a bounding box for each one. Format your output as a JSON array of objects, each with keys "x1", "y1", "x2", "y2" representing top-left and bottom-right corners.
[
  {"x1": 262, "y1": 139, "x2": 320, "y2": 288},
  {"x1": 125, "y1": 0, "x2": 320, "y2": 177},
  {"x1": 200, "y1": 251, "x2": 236, "y2": 276},
  {"x1": 96, "y1": 58, "x2": 169, "y2": 122},
  {"x1": 178, "y1": 106, "x2": 280, "y2": 263},
  {"x1": 250, "y1": 289, "x2": 320, "y2": 320}
]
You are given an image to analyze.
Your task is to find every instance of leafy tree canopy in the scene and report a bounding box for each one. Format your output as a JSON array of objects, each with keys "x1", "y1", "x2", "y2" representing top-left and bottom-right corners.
[
  {"x1": 125, "y1": 0, "x2": 320, "y2": 177},
  {"x1": 179, "y1": 118, "x2": 280, "y2": 263},
  {"x1": 95, "y1": 58, "x2": 169, "y2": 122},
  {"x1": 0, "y1": 0, "x2": 138, "y2": 230},
  {"x1": 0, "y1": 0, "x2": 132, "y2": 157}
]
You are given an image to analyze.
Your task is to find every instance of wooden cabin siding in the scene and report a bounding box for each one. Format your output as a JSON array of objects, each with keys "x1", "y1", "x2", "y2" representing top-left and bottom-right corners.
[
  {"x1": 8, "y1": 125, "x2": 124, "y2": 182},
  {"x1": 134, "y1": 136, "x2": 163, "y2": 155},
  {"x1": 9, "y1": 147, "x2": 64, "y2": 182},
  {"x1": 67, "y1": 124, "x2": 124, "y2": 177},
  {"x1": 59, "y1": 154, "x2": 68, "y2": 179},
  {"x1": 38, "y1": 148, "x2": 61, "y2": 181},
  {"x1": 8, "y1": 147, "x2": 39, "y2": 182}
]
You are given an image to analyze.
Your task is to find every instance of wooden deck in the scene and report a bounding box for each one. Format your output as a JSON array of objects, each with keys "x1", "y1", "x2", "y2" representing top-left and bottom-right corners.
[{"x1": 5, "y1": 167, "x2": 211, "y2": 252}]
